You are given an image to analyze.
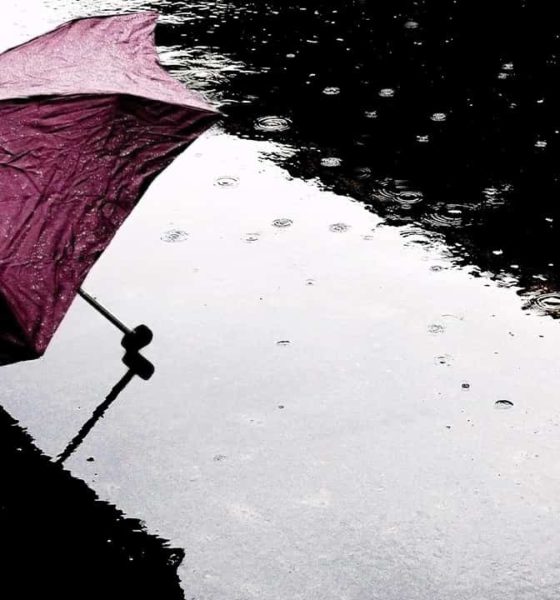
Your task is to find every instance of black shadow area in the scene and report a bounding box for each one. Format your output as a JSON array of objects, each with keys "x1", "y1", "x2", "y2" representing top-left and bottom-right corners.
[{"x1": 0, "y1": 405, "x2": 185, "y2": 600}]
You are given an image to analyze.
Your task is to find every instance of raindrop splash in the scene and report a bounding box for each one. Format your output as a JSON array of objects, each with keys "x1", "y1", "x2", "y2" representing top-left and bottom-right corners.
[
  {"x1": 322, "y1": 86, "x2": 341, "y2": 95},
  {"x1": 430, "y1": 112, "x2": 447, "y2": 122},
  {"x1": 395, "y1": 190, "x2": 424, "y2": 206},
  {"x1": 423, "y1": 204, "x2": 467, "y2": 228},
  {"x1": 371, "y1": 179, "x2": 424, "y2": 206},
  {"x1": 215, "y1": 175, "x2": 240, "y2": 188},
  {"x1": 320, "y1": 157, "x2": 343, "y2": 168},
  {"x1": 532, "y1": 293, "x2": 560, "y2": 314},
  {"x1": 161, "y1": 229, "x2": 189, "y2": 243},
  {"x1": 254, "y1": 116, "x2": 292, "y2": 132},
  {"x1": 434, "y1": 354, "x2": 453, "y2": 366},
  {"x1": 354, "y1": 166, "x2": 373, "y2": 180},
  {"x1": 243, "y1": 233, "x2": 260, "y2": 243},
  {"x1": 272, "y1": 218, "x2": 293, "y2": 228},
  {"x1": 329, "y1": 223, "x2": 351, "y2": 233},
  {"x1": 494, "y1": 400, "x2": 514, "y2": 409},
  {"x1": 379, "y1": 88, "x2": 396, "y2": 98}
]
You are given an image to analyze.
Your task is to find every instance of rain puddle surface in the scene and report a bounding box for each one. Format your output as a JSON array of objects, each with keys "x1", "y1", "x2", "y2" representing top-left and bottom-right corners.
[{"x1": 4, "y1": 2, "x2": 560, "y2": 600}]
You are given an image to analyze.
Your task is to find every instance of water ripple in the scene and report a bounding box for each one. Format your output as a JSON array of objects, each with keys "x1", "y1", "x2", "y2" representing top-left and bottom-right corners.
[
  {"x1": 329, "y1": 223, "x2": 351, "y2": 233},
  {"x1": 320, "y1": 157, "x2": 343, "y2": 168},
  {"x1": 379, "y1": 88, "x2": 396, "y2": 98},
  {"x1": 254, "y1": 116, "x2": 292, "y2": 132},
  {"x1": 430, "y1": 112, "x2": 447, "y2": 122},
  {"x1": 322, "y1": 86, "x2": 341, "y2": 96},
  {"x1": 371, "y1": 179, "x2": 424, "y2": 206},
  {"x1": 423, "y1": 204, "x2": 467, "y2": 228},
  {"x1": 532, "y1": 293, "x2": 560, "y2": 314},
  {"x1": 161, "y1": 229, "x2": 189, "y2": 243},
  {"x1": 215, "y1": 175, "x2": 240, "y2": 188},
  {"x1": 272, "y1": 218, "x2": 294, "y2": 228},
  {"x1": 495, "y1": 400, "x2": 514, "y2": 409}
]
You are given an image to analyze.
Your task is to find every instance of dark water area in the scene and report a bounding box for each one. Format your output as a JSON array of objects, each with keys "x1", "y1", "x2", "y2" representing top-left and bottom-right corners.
[
  {"x1": 150, "y1": 0, "x2": 560, "y2": 306},
  {"x1": 0, "y1": 405, "x2": 184, "y2": 599}
]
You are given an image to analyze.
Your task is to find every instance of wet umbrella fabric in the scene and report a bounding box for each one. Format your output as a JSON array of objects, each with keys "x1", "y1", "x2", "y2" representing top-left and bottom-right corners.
[{"x1": 0, "y1": 12, "x2": 219, "y2": 365}]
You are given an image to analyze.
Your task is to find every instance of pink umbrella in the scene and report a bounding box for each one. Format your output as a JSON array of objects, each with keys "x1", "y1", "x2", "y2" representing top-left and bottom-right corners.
[{"x1": 0, "y1": 11, "x2": 219, "y2": 366}]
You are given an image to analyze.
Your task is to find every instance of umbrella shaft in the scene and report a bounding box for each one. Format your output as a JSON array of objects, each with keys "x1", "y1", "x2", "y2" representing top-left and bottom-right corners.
[{"x1": 78, "y1": 288, "x2": 130, "y2": 335}]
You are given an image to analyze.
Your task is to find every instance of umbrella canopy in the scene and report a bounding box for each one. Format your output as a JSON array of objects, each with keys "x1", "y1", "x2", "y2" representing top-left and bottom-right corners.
[{"x1": 0, "y1": 12, "x2": 219, "y2": 366}]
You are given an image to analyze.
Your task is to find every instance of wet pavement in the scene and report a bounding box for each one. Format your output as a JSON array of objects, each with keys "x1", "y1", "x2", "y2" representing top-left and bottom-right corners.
[{"x1": 2, "y1": 2, "x2": 560, "y2": 598}]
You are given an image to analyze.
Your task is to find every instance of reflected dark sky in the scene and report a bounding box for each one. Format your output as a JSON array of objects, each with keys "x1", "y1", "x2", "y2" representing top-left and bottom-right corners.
[{"x1": 149, "y1": 0, "x2": 560, "y2": 302}]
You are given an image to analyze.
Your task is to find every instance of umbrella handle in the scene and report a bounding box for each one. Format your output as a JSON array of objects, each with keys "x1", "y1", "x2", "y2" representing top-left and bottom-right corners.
[
  {"x1": 78, "y1": 288, "x2": 129, "y2": 335},
  {"x1": 78, "y1": 288, "x2": 153, "y2": 351}
]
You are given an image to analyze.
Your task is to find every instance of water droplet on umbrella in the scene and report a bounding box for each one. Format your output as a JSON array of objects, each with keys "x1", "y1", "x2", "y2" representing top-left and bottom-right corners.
[
  {"x1": 215, "y1": 175, "x2": 239, "y2": 188},
  {"x1": 254, "y1": 116, "x2": 292, "y2": 132},
  {"x1": 329, "y1": 223, "x2": 351, "y2": 232},
  {"x1": 320, "y1": 157, "x2": 343, "y2": 167},
  {"x1": 161, "y1": 229, "x2": 189, "y2": 243},
  {"x1": 272, "y1": 218, "x2": 293, "y2": 228},
  {"x1": 322, "y1": 86, "x2": 341, "y2": 95},
  {"x1": 494, "y1": 400, "x2": 514, "y2": 409},
  {"x1": 379, "y1": 88, "x2": 395, "y2": 98}
]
